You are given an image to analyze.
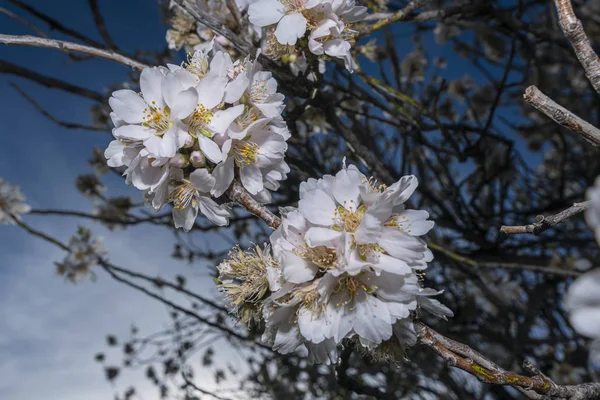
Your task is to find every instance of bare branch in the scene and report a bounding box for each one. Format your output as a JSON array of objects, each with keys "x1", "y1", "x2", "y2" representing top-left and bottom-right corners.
[
  {"x1": 416, "y1": 321, "x2": 600, "y2": 399},
  {"x1": 226, "y1": 180, "x2": 281, "y2": 229},
  {"x1": 0, "y1": 6, "x2": 47, "y2": 37},
  {"x1": 524, "y1": 85, "x2": 600, "y2": 146},
  {"x1": 87, "y1": 0, "x2": 118, "y2": 50},
  {"x1": 5, "y1": 0, "x2": 106, "y2": 48},
  {"x1": 0, "y1": 58, "x2": 104, "y2": 102},
  {"x1": 553, "y1": 0, "x2": 600, "y2": 93},
  {"x1": 500, "y1": 200, "x2": 590, "y2": 236},
  {"x1": 0, "y1": 34, "x2": 148, "y2": 71},
  {"x1": 9, "y1": 82, "x2": 106, "y2": 131}
]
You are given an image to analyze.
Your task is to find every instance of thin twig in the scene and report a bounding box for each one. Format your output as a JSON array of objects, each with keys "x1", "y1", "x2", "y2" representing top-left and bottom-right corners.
[
  {"x1": 0, "y1": 34, "x2": 148, "y2": 71},
  {"x1": 553, "y1": 0, "x2": 600, "y2": 93},
  {"x1": 226, "y1": 180, "x2": 281, "y2": 229},
  {"x1": 500, "y1": 200, "x2": 591, "y2": 236},
  {"x1": 87, "y1": 0, "x2": 118, "y2": 50},
  {"x1": 523, "y1": 86, "x2": 600, "y2": 146},
  {"x1": 0, "y1": 58, "x2": 105, "y2": 102},
  {"x1": 9, "y1": 82, "x2": 106, "y2": 131},
  {"x1": 0, "y1": 6, "x2": 47, "y2": 37}
]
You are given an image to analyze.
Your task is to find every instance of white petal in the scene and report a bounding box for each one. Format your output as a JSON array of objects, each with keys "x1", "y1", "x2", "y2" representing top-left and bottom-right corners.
[
  {"x1": 374, "y1": 253, "x2": 412, "y2": 276},
  {"x1": 198, "y1": 135, "x2": 223, "y2": 163},
  {"x1": 304, "y1": 227, "x2": 342, "y2": 247},
  {"x1": 352, "y1": 292, "x2": 393, "y2": 343},
  {"x1": 248, "y1": 0, "x2": 285, "y2": 26},
  {"x1": 240, "y1": 164, "x2": 264, "y2": 195},
  {"x1": 298, "y1": 189, "x2": 336, "y2": 225},
  {"x1": 173, "y1": 205, "x2": 198, "y2": 232},
  {"x1": 323, "y1": 39, "x2": 351, "y2": 57},
  {"x1": 198, "y1": 197, "x2": 230, "y2": 226},
  {"x1": 386, "y1": 175, "x2": 418, "y2": 205},
  {"x1": 211, "y1": 157, "x2": 235, "y2": 197},
  {"x1": 281, "y1": 251, "x2": 318, "y2": 283},
  {"x1": 379, "y1": 227, "x2": 428, "y2": 262},
  {"x1": 113, "y1": 124, "x2": 154, "y2": 141},
  {"x1": 189, "y1": 168, "x2": 215, "y2": 193},
  {"x1": 418, "y1": 297, "x2": 454, "y2": 320},
  {"x1": 208, "y1": 105, "x2": 245, "y2": 135},
  {"x1": 109, "y1": 90, "x2": 147, "y2": 124},
  {"x1": 197, "y1": 75, "x2": 227, "y2": 109},
  {"x1": 168, "y1": 87, "x2": 198, "y2": 120},
  {"x1": 274, "y1": 13, "x2": 307, "y2": 46},
  {"x1": 333, "y1": 165, "x2": 363, "y2": 208},
  {"x1": 140, "y1": 67, "x2": 165, "y2": 108},
  {"x1": 354, "y1": 213, "x2": 383, "y2": 244},
  {"x1": 298, "y1": 307, "x2": 326, "y2": 344}
]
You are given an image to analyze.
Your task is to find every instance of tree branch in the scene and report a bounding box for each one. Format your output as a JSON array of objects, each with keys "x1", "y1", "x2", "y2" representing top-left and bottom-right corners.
[
  {"x1": 523, "y1": 85, "x2": 600, "y2": 146},
  {"x1": 500, "y1": 200, "x2": 590, "y2": 236},
  {"x1": 0, "y1": 58, "x2": 105, "y2": 102},
  {"x1": 553, "y1": 0, "x2": 600, "y2": 93},
  {"x1": 0, "y1": 34, "x2": 148, "y2": 71},
  {"x1": 87, "y1": 0, "x2": 118, "y2": 50},
  {"x1": 416, "y1": 321, "x2": 600, "y2": 399},
  {"x1": 225, "y1": 180, "x2": 281, "y2": 229}
]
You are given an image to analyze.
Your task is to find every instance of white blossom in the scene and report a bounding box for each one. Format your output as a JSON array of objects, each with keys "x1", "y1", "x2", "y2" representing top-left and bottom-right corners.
[
  {"x1": 56, "y1": 227, "x2": 107, "y2": 283},
  {"x1": 105, "y1": 42, "x2": 290, "y2": 230},
  {"x1": 259, "y1": 161, "x2": 451, "y2": 362},
  {"x1": 0, "y1": 178, "x2": 31, "y2": 224},
  {"x1": 248, "y1": 0, "x2": 367, "y2": 71}
]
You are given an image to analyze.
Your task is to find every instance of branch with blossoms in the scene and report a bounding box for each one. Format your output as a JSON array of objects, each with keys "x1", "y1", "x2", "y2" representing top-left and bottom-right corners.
[{"x1": 5, "y1": 0, "x2": 600, "y2": 399}]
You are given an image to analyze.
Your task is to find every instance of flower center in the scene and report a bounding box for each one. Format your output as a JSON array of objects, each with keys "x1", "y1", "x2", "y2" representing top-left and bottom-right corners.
[
  {"x1": 294, "y1": 245, "x2": 338, "y2": 269},
  {"x1": 251, "y1": 80, "x2": 270, "y2": 104},
  {"x1": 187, "y1": 104, "x2": 214, "y2": 137},
  {"x1": 232, "y1": 140, "x2": 259, "y2": 166},
  {"x1": 142, "y1": 102, "x2": 172, "y2": 136},
  {"x1": 169, "y1": 180, "x2": 197, "y2": 210},
  {"x1": 332, "y1": 203, "x2": 366, "y2": 232},
  {"x1": 185, "y1": 53, "x2": 210, "y2": 79},
  {"x1": 334, "y1": 273, "x2": 377, "y2": 307},
  {"x1": 282, "y1": 0, "x2": 306, "y2": 12}
]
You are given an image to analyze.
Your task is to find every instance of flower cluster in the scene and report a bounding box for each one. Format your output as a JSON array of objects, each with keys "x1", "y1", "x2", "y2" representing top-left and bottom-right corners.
[
  {"x1": 55, "y1": 227, "x2": 107, "y2": 283},
  {"x1": 0, "y1": 178, "x2": 31, "y2": 225},
  {"x1": 105, "y1": 42, "x2": 290, "y2": 231},
  {"x1": 249, "y1": 0, "x2": 367, "y2": 71},
  {"x1": 218, "y1": 163, "x2": 451, "y2": 363}
]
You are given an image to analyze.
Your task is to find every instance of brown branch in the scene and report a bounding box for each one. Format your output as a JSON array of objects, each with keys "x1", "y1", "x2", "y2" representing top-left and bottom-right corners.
[
  {"x1": 9, "y1": 82, "x2": 106, "y2": 131},
  {"x1": 0, "y1": 58, "x2": 104, "y2": 102},
  {"x1": 226, "y1": 180, "x2": 281, "y2": 229},
  {"x1": 553, "y1": 0, "x2": 600, "y2": 93},
  {"x1": 0, "y1": 34, "x2": 148, "y2": 71},
  {"x1": 416, "y1": 321, "x2": 600, "y2": 399},
  {"x1": 5, "y1": 0, "x2": 106, "y2": 47},
  {"x1": 225, "y1": 0, "x2": 243, "y2": 30},
  {"x1": 87, "y1": 0, "x2": 118, "y2": 50},
  {"x1": 523, "y1": 86, "x2": 600, "y2": 146},
  {"x1": 500, "y1": 200, "x2": 590, "y2": 236}
]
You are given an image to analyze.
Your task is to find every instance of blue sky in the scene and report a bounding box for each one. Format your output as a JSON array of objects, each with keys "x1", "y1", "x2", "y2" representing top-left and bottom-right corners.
[{"x1": 0, "y1": 1, "x2": 244, "y2": 399}]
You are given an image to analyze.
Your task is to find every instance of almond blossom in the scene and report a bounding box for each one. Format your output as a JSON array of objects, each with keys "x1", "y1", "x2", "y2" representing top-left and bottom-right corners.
[
  {"x1": 249, "y1": 0, "x2": 367, "y2": 71},
  {"x1": 105, "y1": 42, "x2": 290, "y2": 230},
  {"x1": 0, "y1": 178, "x2": 31, "y2": 225},
  {"x1": 216, "y1": 162, "x2": 451, "y2": 363}
]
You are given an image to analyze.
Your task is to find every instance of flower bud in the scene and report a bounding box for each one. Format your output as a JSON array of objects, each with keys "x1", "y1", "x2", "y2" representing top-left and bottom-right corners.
[
  {"x1": 183, "y1": 134, "x2": 195, "y2": 148},
  {"x1": 169, "y1": 153, "x2": 189, "y2": 168},
  {"x1": 190, "y1": 151, "x2": 206, "y2": 168}
]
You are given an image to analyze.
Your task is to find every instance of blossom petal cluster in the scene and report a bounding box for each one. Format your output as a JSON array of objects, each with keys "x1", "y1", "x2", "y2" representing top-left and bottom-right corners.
[
  {"x1": 55, "y1": 227, "x2": 107, "y2": 283},
  {"x1": 0, "y1": 178, "x2": 31, "y2": 225},
  {"x1": 217, "y1": 163, "x2": 451, "y2": 363},
  {"x1": 105, "y1": 42, "x2": 290, "y2": 231},
  {"x1": 249, "y1": 0, "x2": 367, "y2": 71}
]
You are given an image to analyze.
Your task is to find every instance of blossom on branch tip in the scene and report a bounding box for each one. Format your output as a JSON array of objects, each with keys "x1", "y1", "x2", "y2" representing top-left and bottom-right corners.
[
  {"x1": 55, "y1": 227, "x2": 107, "y2": 283},
  {"x1": 217, "y1": 162, "x2": 451, "y2": 363},
  {"x1": 248, "y1": 0, "x2": 367, "y2": 72},
  {"x1": 0, "y1": 178, "x2": 31, "y2": 225}
]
